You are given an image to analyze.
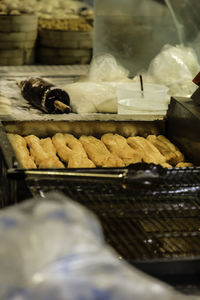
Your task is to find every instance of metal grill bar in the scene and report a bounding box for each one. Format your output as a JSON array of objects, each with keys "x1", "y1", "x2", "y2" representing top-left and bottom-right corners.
[
  {"x1": 102, "y1": 217, "x2": 200, "y2": 260},
  {"x1": 23, "y1": 176, "x2": 200, "y2": 262}
]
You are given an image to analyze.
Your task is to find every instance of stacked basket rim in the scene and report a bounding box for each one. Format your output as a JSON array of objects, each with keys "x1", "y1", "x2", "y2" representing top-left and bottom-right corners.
[
  {"x1": 0, "y1": 14, "x2": 38, "y2": 65},
  {"x1": 37, "y1": 16, "x2": 93, "y2": 65}
]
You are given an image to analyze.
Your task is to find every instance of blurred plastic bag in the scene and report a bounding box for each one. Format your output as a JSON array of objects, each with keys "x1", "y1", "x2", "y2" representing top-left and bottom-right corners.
[
  {"x1": 164, "y1": 0, "x2": 200, "y2": 60},
  {"x1": 63, "y1": 81, "x2": 117, "y2": 113},
  {"x1": 85, "y1": 53, "x2": 130, "y2": 82},
  {"x1": 142, "y1": 44, "x2": 200, "y2": 97},
  {"x1": 0, "y1": 191, "x2": 199, "y2": 300},
  {"x1": 62, "y1": 54, "x2": 131, "y2": 113},
  {"x1": 0, "y1": 192, "x2": 103, "y2": 299}
]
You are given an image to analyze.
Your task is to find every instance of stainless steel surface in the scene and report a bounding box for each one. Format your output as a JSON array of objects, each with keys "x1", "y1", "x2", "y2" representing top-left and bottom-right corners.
[
  {"x1": 0, "y1": 64, "x2": 89, "y2": 76},
  {"x1": 0, "y1": 64, "x2": 166, "y2": 121}
]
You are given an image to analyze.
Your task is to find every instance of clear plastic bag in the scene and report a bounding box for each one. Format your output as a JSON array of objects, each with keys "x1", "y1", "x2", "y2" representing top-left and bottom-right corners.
[
  {"x1": 63, "y1": 81, "x2": 118, "y2": 113},
  {"x1": 85, "y1": 53, "x2": 130, "y2": 82},
  {"x1": 165, "y1": 0, "x2": 200, "y2": 61},
  {"x1": 94, "y1": 0, "x2": 200, "y2": 81},
  {"x1": 142, "y1": 44, "x2": 200, "y2": 97},
  {"x1": 62, "y1": 54, "x2": 131, "y2": 113},
  {"x1": 0, "y1": 191, "x2": 199, "y2": 300}
]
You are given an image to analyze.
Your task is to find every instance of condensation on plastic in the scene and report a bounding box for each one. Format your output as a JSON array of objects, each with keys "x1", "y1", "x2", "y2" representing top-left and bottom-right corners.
[
  {"x1": 94, "y1": 0, "x2": 200, "y2": 79},
  {"x1": 165, "y1": 0, "x2": 200, "y2": 61}
]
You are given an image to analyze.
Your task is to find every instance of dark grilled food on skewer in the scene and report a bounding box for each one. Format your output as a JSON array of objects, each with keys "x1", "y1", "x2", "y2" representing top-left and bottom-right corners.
[{"x1": 17, "y1": 77, "x2": 71, "y2": 114}]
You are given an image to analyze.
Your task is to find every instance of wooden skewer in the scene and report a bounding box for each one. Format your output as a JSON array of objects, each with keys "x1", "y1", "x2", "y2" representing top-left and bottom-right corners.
[
  {"x1": 54, "y1": 100, "x2": 71, "y2": 113},
  {"x1": 139, "y1": 74, "x2": 144, "y2": 98}
]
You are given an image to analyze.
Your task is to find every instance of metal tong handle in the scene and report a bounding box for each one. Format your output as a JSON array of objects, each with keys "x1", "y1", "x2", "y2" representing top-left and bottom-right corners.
[{"x1": 7, "y1": 168, "x2": 128, "y2": 179}]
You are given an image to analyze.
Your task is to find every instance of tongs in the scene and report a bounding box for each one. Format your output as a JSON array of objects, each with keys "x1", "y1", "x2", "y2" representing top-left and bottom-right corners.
[{"x1": 7, "y1": 163, "x2": 163, "y2": 187}]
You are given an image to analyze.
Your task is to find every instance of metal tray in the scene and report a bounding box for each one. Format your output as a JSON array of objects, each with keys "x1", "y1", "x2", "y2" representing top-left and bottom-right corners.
[{"x1": 1, "y1": 101, "x2": 200, "y2": 287}]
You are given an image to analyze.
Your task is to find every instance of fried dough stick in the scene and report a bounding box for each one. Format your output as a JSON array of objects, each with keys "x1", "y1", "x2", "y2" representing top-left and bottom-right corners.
[
  {"x1": 25, "y1": 135, "x2": 64, "y2": 168},
  {"x1": 157, "y1": 135, "x2": 184, "y2": 165},
  {"x1": 64, "y1": 134, "x2": 95, "y2": 168},
  {"x1": 160, "y1": 163, "x2": 172, "y2": 168},
  {"x1": 80, "y1": 135, "x2": 125, "y2": 167},
  {"x1": 147, "y1": 135, "x2": 184, "y2": 165},
  {"x1": 127, "y1": 136, "x2": 166, "y2": 165},
  {"x1": 52, "y1": 133, "x2": 72, "y2": 162},
  {"x1": 25, "y1": 135, "x2": 48, "y2": 167},
  {"x1": 7, "y1": 133, "x2": 37, "y2": 169},
  {"x1": 147, "y1": 135, "x2": 174, "y2": 162},
  {"x1": 101, "y1": 133, "x2": 142, "y2": 166},
  {"x1": 39, "y1": 137, "x2": 65, "y2": 168},
  {"x1": 175, "y1": 162, "x2": 193, "y2": 168},
  {"x1": 52, "y1": 133, "x2": 95, "y2": 168}
]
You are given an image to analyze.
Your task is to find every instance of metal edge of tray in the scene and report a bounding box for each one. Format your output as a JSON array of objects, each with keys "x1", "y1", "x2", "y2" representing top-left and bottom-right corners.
[
  {"x1": 0, "y1": 121, "x2": 18, "y2": 169},
  {"x1": 6, "y1": 163, "x2": 162, "y2": 183},
  {"x1": 132, "y1": 256, "x2": 200, "y2": 277}
]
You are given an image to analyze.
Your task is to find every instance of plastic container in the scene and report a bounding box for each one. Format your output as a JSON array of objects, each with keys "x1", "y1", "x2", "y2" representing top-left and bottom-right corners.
[{"x1": 117, "y1": 82, "x2": 169, "y2": 114}]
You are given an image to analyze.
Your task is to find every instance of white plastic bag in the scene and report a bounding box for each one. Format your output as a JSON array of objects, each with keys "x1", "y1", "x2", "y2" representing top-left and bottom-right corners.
[
  {"x1": 62, "y1": 54, "x2": 131, "y2": 114},
  {"x1": 143, "y1": 44, "x2": 200, "y2": 97},
  {"x1": 85, "y1": 53, "x2": 130, "y2": 82},
  {"x1": 63, "y1": 81, "x2": 118, "y2": 114},
  {"x1": 0, "y1": 191, "x2": 199, "y2": 300}
]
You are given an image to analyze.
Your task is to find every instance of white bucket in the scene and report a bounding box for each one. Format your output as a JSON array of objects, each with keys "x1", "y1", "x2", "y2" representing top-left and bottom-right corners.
[{"x1": 116, "y1": 82, "x2": 169, "y2": 114}]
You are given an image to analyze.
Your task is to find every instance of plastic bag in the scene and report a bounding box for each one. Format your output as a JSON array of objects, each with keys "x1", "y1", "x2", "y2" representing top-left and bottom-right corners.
[
  {"x1": 62, "y1": 54, "x2": 131, "y2": 113},
  {"x1": 0, "y1": 191, "x2": 199, "y2": 300},
  {"x1": 164, "y1": 0, "x2": 200, "y2": 61},
  {"x1": 85, "y1": 53, "x2": 130, "y2": 82},
  {"x1": 0, "y1": 192, "x2": 103, "y2": 299},
  {"x1": 142, "y1": 44, "x2": 200, "y2": 97},
  {"x1": 63, "y1": 81, "x2": 117, "y2": 113}
]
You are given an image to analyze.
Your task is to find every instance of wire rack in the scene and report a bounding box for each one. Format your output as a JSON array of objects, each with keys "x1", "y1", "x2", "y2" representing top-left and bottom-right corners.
[
  {"x1": 22, "y1": 166, "x2": 200, "y2": 264},
  {"x1": 3, "y1": 165, "x2": 200, "y2": 294}
]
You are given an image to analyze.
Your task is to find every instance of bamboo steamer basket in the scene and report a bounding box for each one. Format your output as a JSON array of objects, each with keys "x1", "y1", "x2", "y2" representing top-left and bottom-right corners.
[
  {"x1": 38, "y1": 29, "x2": 93, "y2": 49},
  {"x1": 37, "y1": 17, "x2": 93, "y2": 65},
  {"x1": 37, "y1": 47, "x2": 92, "y2": 64},
  {"x1": 0, "y1": 14, "x2": 37, "y2": 65}
]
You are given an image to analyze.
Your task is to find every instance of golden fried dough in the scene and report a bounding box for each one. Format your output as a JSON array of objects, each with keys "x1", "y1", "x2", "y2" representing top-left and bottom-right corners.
[
  {"x1": 25, "y1": 135, "x2": 63, "y2": 168},
  {"x1": 52, "y1": 133, "x2": 72, "y2": 162},
  {"x1": 101, "y1": 133, "x2": 142, "y2": 166},
  {"x1": 68, "y1": 153, "x2": 95, "y2": 168},
  {"x1": 52, "y1": 133, "x2": 95, "y2": 168},
  {"x1": 157, "y1": 135, "x2": 184, "y2": 165},
  {"x1": 147, "y1": 135, "x2": 184, "y2": 165},
  {"x1": 64, "y1": 134, "x2": 95, "y2": 168},
  {"x1": 7, "y1": 133, "x2": 36, "y2": 169},
  {"x1": 62, "y1": 133, "x2": 95, "y2": 168},
  {"x1": 147, "y1": 135, "x2": 174, "y2": 162},
  {"x1": 160, "y1": 163, "x2": 173, "y2": 168},
  {"x1": 25, "y1": 135, "x2": 49, "y2": 167},
  {"x1": 39, "y1": 137, "x2": 65, "y2": 168},
  {"x1": 127, "y1": 136, "x2": 166, "y2": 165},
  {"x1": 80, "y1": 135, "x2": 125, "y2": 167},
  {"x1": 8, "y1": 131, "x2": 191, "y2": 170},
  {"x1": 175, "y1": 162, "x2": 193, "y2": 168},
  {"x1": 63, "y1": 134, "x2": 89, "y2": 157}
]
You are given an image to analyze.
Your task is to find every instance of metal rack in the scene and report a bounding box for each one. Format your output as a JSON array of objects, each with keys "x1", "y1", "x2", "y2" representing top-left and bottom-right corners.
[
  {"x1": 8, "y1": 166, "x2": 199, "y2": 263},
  {"x1": 1, "y1": 93, "x2": 200, "y2": 294},
  {"x1": 15, "y1": 167, "x2": 200, "y2": 296}
]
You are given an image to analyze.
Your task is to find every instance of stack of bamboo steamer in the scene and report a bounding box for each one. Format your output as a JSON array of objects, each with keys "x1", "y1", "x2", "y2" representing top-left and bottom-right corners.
[
  {"x1": 0, "y1": 14, "x2": 38, "y2": 65},
  {"x1": 37, "y1": 16, "x2": 93, "y2": 65}
]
